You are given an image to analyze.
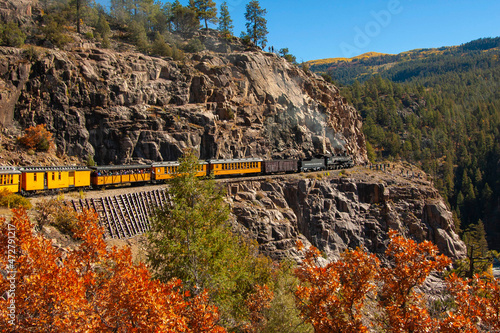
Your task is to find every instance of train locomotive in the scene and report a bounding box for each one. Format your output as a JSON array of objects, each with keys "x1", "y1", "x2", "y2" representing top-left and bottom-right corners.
[{"x1": 0, "y1": 154, "x2": 354, "y2": 195}]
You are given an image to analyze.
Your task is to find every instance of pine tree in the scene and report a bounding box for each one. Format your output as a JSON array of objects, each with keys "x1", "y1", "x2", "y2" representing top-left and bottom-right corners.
[
  {"x1": 171, "y1": 1, "x2": 198, "y2": 32},
  {"x1": 95, "y1": 13, "x2": 111, "y2": 44},
  {"x1": 146, "y1": 151, "x2": 273, "y2": 324},
  {"x1": 244, "y1": 0, "x2": 268, "y2": 49},
  {"x1": 218, "y1": 1, "x2": 233, "y2": 37},
  {"x1": 191, "y1": 0, "x2": 218, "y2": 30},
  {"x1": 463, "y1": 220, "x2": 490, "y2": 278}
]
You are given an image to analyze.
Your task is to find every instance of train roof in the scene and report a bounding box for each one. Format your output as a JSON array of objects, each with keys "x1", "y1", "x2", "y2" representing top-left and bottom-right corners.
[
  {"x1": 0, "y1": 166, "x2": 21, "y2": 174},
  {"x1": 208, "y1": 157, "x2": 263, "y2": 164},
  {"x1": 89, "y1": 164, "x2": 151, "y2": 171},
  {"x1": 20, "y1": 166, "x2": 91, "y2": 172},
  {"x1": 152, "y1": 161, "x2": 208, "y2": 167}
]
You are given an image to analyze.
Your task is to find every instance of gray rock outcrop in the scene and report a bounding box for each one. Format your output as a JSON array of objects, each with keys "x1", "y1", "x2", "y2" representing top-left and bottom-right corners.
[
  {"x1": 228, "y1": 168, "x2": 466, "y2": 261},
  {"x1": 1, "y1": 41, "x2": 366, "y2": 165}
]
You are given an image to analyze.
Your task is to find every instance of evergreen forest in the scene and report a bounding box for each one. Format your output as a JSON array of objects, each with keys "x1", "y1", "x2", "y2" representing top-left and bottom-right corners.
[{"x1": 314, "y1": 37, "x2": 500, "y2": 251}]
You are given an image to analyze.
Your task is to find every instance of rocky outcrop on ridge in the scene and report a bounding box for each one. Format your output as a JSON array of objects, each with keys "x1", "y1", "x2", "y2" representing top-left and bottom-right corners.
[
  {"x1": 0, "y1": 31, "x2": 366, "y2": 165},
  {"x1": 228, "y1": 166, "x2": 466, "y2": 262}
]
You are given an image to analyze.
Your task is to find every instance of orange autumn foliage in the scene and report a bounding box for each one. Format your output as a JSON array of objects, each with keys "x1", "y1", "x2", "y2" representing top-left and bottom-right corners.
[
  {"x1": 294, "y1": 230, "x2": 500, "y2": 333},
  {"x1": 243, "y1": 284, "x2": 274, "y2": 333},
  {"x1": 0, "y1": 208, "x2": 226, "y2": 333},
  {"x1": 18, "y1": 124, "x2": 54, "y2": 151},
  {"x1": 294, "y1": 242, "x2": 380, "y2": 333},
  {"x1": 440, "y1": 273, "x2": 500, "y2": 333},
  {"x1": 378, "y1": 230, "x2": 452, "y2": 332}
]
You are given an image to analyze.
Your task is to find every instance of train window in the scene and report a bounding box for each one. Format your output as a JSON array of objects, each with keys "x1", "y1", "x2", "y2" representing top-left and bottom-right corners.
[
  {"x1": 52, "y1": 173, "x2": 55, "y2": 181},
  {"x1": 34, "y1": 173, "x2": 37, "y2": 181},
  {"x1": 0, "y1": 175, "x2": 3, "y2": 184},
  {"x1": 58, "y1": 172, "x2": 62, "y2": 180}
]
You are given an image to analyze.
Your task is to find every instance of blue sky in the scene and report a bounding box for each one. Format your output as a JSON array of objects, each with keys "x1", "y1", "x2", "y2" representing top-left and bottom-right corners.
[{"x1": 99, "y1": 0, "x2": 500, "y2": 61}]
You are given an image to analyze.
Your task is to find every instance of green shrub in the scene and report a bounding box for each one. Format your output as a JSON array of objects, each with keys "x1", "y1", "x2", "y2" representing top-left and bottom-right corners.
[
  {"x1": 42, "y1": 16, "x2": 73, "y2": 48},
  {"x1": 101, "y1": 35, "x2": 110, "y2": 48},
  {"x1": 0, "y1": 21, "x2": 26, "y2": 47},
  {"x1": 35, "y1": 198, "x2": 80, "y2": 235},
  {"x1": 24, "y1": 45, "x2": 42, "y2": 63},
  {"x1": 0, "y1": 189, "x2": 31, "y2": 209},
  {"x1": 184, "y1": 38, "x2": 205, "y2": 53},
  {"x1": 86, "y1": 154, "x2": 96, "y2": 166},
  {"x1": 171, "y1": 44, "x2": 185, "y2": 61},
  {"x1": 151, "y1": 32, "x2": 172, "y2": 57}
]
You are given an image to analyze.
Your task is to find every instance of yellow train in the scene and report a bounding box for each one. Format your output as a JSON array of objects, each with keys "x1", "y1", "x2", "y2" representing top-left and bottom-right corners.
[
  {"x1": 90, "y1": 165, "x2": 151, "y2": 187},
  {"x1": 0, "y1": 167, "x2": 21, "y2": 193},
  {"x1": 0, "y1": 155, "x2": 353, "y2": 195},
  {"x1": 19, "y1": 166, "x2": 91, "y2": 192}
]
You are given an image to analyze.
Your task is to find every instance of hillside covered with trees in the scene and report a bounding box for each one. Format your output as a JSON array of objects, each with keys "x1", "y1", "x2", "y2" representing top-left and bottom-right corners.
[
  {"x1": 312, "y1": 38, "x2": 500, "y2": 251},
  {"x1": 0, "y1": 0, "x2": 270, "y2": 57}
]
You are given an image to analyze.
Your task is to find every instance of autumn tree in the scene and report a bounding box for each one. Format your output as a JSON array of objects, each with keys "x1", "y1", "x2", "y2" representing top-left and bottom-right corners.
[
  {"x1": 146, "y1": 151, "x2": 274, "y2": 327},
  {"x1": 18, "y1": 124, "x2": 55, "y2": 152},
  {"x1": 218, "y1": 1, "x2": 233, "y2": 38},
  {"x1": 294, "y1": 242, "x2": 380, "y2": 333},
  {"x1": 0, "y1": 208, "x2": 226, "y2": 332},
  {"x1": 243, "y1": 284, "x2": 274, "y2": 333},
  {"x1": 378, "y1": 230, "x2": 451, "y2": 332},
  {"x1": 441, "y1": 273, "x2": 500, "y2": 332},
  {"x1": 244, "y1": 0, "x2": 268, "y2": 48}
]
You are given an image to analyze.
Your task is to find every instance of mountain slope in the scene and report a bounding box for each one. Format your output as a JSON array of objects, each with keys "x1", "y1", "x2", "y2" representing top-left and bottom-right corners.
[
  {"x1": 310, "y1": 37, "x2": 500, "y2": 250},
  {"x1": 307, "y1": 37, "x2": 500, "y2": 85}
]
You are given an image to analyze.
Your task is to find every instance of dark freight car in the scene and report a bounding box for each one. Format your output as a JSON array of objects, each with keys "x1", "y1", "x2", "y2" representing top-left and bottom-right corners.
[
  {"x1": 262, "y1": 159, "x2": 298, "y2": 174},
  {"x1": 299, "y1": 158, "x2": 326, "y2": 172}
]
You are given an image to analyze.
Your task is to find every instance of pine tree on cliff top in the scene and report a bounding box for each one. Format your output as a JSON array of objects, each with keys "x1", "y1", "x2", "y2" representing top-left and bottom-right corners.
[
  {"x1": 190, "y1": 0, "x2": 218, "y2": 30},
  {"x1": 244, "y1": 0, "x2": 268, "y2": 49},
  {"x1": 218, "y1": 1, "x2": 234, "y2": 37}
]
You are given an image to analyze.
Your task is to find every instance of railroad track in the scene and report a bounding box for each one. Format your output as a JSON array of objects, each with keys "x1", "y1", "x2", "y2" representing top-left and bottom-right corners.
[
  {"x1": 65, "y1": 169, "x2": 346, "y2": 239},
  {"x1": 68, "y1": 188, "x2": 170, "y2": 239}
]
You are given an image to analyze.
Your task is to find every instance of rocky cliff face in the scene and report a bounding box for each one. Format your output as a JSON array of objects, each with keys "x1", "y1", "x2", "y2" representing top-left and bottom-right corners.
[
  {"x1": 0, "y1": 33, "x2": 366, "y2": 165},
  {"x1": 228, "y1": 166, "x2": 466, "y2": 261}
]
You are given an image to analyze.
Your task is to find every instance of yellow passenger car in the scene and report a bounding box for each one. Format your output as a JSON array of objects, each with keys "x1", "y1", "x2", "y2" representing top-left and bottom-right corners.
[
  {"x1": 20, "y1": 166, "x2": 91, "y2": 193},
  {"x1": 90, "y1": 165, "x2": 151, "y2": 187},
  {"x1": 208, "y1": 158, "x2": 262, "y2": 176},
  {"x1": 0, "y1": 167, "x2": 21, "y2": 193},
  {"x1": 152, "y1": 161, "x2": 208, "y2": 181}
]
